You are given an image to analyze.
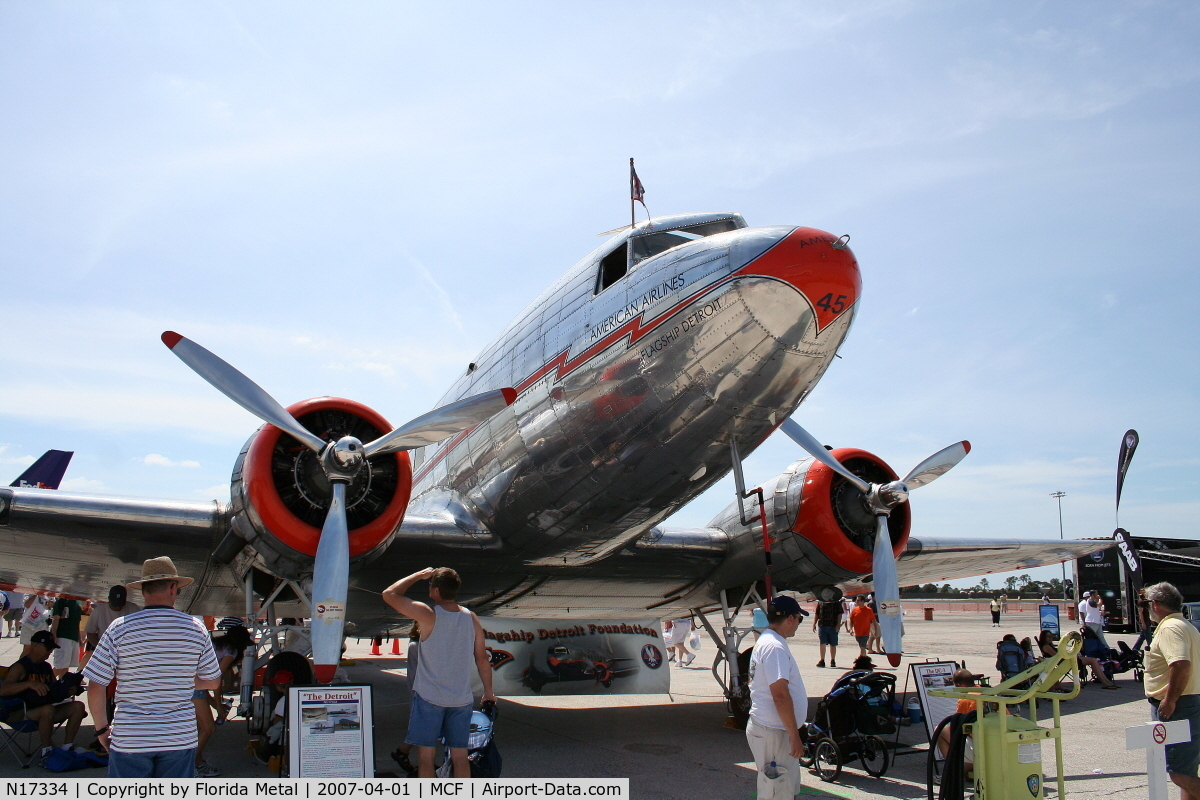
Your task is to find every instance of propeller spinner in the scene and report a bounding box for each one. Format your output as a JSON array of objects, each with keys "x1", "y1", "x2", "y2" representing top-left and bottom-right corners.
[
  {"x1": 162, "y1": 331, "x2": 516, "y2": 682},
  {"x1": 779, "y1": 418, "x2": 970, "y2": 666}
]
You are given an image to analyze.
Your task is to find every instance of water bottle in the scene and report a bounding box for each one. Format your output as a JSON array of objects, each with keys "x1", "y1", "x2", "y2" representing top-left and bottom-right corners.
[{"x1": 765, "y1": 760, "x2": 779, "y2": 779}]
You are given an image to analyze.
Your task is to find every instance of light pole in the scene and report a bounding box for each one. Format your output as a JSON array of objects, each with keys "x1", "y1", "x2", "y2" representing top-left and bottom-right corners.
[{"x1": 1051, "y1": 491, "x2": 1066, "y2": 599}]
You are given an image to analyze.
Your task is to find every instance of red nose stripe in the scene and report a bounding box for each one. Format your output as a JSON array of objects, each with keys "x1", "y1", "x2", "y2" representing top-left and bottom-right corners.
[
  {"x1": 502, "y1": 387, "x2": 517, "y2": 405},
  {"x1": 733, "y1": 227, "x2": 861, "y2": 334}
]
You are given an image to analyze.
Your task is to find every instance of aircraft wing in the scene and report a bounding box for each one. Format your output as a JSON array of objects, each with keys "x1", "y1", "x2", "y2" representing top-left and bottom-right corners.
[
  {"x1": 834, "y1": 536, "x2": 1107, "y2": 595},
  {"x1": 0, "y1": 486, "x2": 227, "y2": 603}
]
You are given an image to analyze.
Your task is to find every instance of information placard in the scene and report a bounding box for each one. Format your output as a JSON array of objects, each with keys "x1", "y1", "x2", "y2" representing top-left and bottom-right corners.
[
  {"x1": 288, "y1": 684, "x2": 374, "y2": 778},
  {"x1": 1039, "y1": 604, "x2": 1060, "y2": 637},
  {"x1": 911, "y1": 661, "x2": 962, "y2": 741}
]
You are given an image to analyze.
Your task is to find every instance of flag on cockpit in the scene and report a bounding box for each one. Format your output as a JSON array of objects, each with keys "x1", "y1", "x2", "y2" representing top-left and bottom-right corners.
[{"x1": 630, "y1": 158, "x2": 647, "y2": 209}]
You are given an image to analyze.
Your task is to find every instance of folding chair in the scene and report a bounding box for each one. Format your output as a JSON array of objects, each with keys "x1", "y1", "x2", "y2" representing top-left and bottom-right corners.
[{"x1": 0, "y1": 666, "x2": 65, "y2": 769}]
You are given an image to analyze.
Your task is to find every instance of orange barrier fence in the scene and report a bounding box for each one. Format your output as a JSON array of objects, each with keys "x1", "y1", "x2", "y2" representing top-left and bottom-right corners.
[{"x1": 899, "y1": 599, "x2": 1071, "y2": 615}]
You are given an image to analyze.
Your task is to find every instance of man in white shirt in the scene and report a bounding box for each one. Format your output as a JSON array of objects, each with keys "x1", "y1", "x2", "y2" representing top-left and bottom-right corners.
[
  {"x1": 746, "y1": 595, "x2": 808, "y2": 800},
  {"x1": 1078, "y1": 590, "x2": 1110, "y2": 649}
]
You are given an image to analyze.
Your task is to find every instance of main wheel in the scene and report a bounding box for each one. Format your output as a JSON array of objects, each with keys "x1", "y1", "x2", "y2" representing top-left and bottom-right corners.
[
  {"x1": 814, "y1": 738, "x2": 841, "y2": 782},
  {"x1": 860, "y1": 735, "x2": 889, "y2": 777}
]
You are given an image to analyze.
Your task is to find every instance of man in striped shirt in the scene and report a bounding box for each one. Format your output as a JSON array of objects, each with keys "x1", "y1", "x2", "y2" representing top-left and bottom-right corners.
[{"x1": 83, "y1": 557, "x2": 222, "y2": 778}]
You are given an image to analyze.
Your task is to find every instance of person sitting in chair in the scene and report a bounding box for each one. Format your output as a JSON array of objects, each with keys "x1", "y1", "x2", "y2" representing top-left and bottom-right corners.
[
  {"x1": 1040, "y1": 630, "x2": 1118, "y2": 689},
  {"x1": 1, "y1": 630, "x2": 87, "y2": 763}
]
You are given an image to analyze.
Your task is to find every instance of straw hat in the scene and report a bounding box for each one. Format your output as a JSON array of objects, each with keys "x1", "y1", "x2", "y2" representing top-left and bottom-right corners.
[{"x1": 127, "y1": 556, "x2": 195, "y2": 589}]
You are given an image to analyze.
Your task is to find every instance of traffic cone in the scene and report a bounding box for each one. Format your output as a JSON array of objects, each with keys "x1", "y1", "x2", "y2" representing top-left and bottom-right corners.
[
  {"x1": 391, "y1": 637, "x2": 402, "y2": 655},
  {"x1": 370, "y1": 637, "x2": 382, "y2": 655}
]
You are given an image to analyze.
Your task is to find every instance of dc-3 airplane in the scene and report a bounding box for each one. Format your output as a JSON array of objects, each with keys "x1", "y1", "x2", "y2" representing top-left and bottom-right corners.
[{"x1": 0, "y1": 212, "x2": 1103, "y2": 702}]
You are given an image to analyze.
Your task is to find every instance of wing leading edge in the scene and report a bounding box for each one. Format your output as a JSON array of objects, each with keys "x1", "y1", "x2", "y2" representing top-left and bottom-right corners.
[{"x1": 834, "y1": 536, "x2": 1108, "y2": 595}]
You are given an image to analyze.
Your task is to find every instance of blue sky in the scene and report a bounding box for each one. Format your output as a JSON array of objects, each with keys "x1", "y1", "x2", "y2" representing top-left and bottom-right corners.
[{"x1": 2, "y1": 1, "x2": 1197, "y2": 589}]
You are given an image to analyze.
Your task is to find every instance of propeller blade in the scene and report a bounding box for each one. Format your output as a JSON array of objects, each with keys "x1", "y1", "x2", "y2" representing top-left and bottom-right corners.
[
  {"x1": 161, "y1": 332, "x2": 326, "y2": 453},
  {"x1": 779, "y1": 418, "x2": 870, "y2": 494},
  {"x1": 311, "y1": 481, "x2": 350, "y2": 684},
  {"x1": 901, "y1": 441, "x2": 971, "y2": 490},
  {"x1": 871, "y1": 514, "x2": 903, "y2": 667},
  {"x1": 363, "y1": 388, "x2": 517, "y2": 457}
]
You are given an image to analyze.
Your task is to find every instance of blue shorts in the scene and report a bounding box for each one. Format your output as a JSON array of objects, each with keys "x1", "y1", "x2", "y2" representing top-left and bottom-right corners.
[
  {"x1": 855, "y1": 635, "x2": 870, "y2": 648},
  {"x1": 406, "y1": 692, "x2": 473, "y2": 749},
  {"x1": 817, "y1": 627, "x2": 839, "y2": 646},
  {"x1": 192, "y1": 690, "x2": 208, "y2": 700},
  {"x1": 1152, "y1": 695, "x2": 1200, "y2": 777}
]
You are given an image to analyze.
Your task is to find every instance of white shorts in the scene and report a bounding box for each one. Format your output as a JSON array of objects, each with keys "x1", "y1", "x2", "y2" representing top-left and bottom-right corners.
[
  {"x1": 52, "y1": 639, "x2": 80, "y2": 669},
  {"x1": 19, "y1": 626, "x2": 47, "y2": 646}
]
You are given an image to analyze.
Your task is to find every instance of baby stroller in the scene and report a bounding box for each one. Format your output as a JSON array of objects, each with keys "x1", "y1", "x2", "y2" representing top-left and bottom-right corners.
[
  {"x1": 434, "y1": 701, "x2": 502, "y2": 778},
  {"x1": 1116, "y1": 640, "x2": 1146, "y2": 682},
  {"x1": 799, "y1": 671, "x2": 896, "y2": 782}
]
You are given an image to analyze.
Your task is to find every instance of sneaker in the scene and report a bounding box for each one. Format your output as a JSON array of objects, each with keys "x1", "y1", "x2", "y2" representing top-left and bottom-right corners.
[
  {"x1": 684, "y1": 653, "x2": 695, "y2": 666},
  {"x1": 830, "y1": 661, "x2": 837, "y2": 669},
  {"x1": 391, "y1": 749, "x2": 416, "y2": 776},
  {"x1": 195, "y1": 762, "x2": 221, "y2": 778},
  {"x1": 816, "y1": 661, "x2": 825, "y2": 668}
]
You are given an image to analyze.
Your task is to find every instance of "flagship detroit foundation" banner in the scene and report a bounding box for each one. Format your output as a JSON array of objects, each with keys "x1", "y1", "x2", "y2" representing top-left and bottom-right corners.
[{"x1": 472, "y1": 617, "x2": 673, "y2": 696}]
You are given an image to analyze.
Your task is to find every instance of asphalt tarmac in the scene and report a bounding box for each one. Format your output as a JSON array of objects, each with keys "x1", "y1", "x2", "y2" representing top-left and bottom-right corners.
[{"x1": 0, "y1": 609, "x2": 1159, "y2": 799}]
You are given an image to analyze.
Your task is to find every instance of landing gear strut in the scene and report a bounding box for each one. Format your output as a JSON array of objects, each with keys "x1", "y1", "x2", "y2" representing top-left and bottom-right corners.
[{"x1": 694, "y1": 585, "x2": 767, "y2": 729}]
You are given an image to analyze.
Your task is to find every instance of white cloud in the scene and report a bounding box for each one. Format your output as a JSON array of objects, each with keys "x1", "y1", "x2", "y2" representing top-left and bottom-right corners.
[
  {"x1": 140, "y1": 454, "x2": 201, "y2": 468},
  {"x1": 59, "y1": 477, "x2": 105, "y2": 492},
  {"x1": 195, "y1": 484, "x2": 231, "y2": 501},
  {"x1": 0, "y1": 445, "x2": 36, "y2": 467}
]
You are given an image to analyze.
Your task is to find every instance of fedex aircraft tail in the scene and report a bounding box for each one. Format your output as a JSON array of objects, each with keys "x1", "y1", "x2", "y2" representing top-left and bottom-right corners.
[{"x1": 10, "y1": 450, "x2": 74, "y2": 489}]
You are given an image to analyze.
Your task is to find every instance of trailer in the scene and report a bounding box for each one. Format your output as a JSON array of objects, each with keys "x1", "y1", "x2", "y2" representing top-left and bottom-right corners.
[{"x1": 1072, "y1": 536, "x2": 1200, "y2": 634}]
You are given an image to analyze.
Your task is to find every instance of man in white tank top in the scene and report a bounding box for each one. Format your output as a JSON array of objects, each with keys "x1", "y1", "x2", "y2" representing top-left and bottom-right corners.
[{"x1": 383, "y1": 567, "x2": 495, "y2": 778}]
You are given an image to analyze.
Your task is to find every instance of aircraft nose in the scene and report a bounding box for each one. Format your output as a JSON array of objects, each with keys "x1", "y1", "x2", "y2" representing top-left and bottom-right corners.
[{"x1": 729, "y1": 226, "x2": 861, "y2": 336}]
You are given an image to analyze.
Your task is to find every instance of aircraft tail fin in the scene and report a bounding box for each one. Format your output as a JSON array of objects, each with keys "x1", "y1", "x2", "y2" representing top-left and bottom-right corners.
[{"x1": 10, "y1": 450, "x2": 74, "y2": 489}]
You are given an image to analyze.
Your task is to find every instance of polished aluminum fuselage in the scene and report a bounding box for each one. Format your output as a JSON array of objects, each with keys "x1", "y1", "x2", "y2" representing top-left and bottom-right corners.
[{"x1": 407, "y1": 221, "x2": 851, "y2": 563}]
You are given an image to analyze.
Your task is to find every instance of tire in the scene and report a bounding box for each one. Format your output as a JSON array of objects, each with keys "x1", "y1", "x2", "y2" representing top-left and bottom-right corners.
[
  {"x1": 814, "y1": 738, "x2": 841, "y2": 783},
  {"x1": 860, "y1": 735, "x2": 889, "y2": 777}
]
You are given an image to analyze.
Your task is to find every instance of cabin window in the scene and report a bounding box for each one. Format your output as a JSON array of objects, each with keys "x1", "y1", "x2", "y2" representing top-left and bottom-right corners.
[{"x1": 596, "y1": 242, "x2": 629, "y2": 293}]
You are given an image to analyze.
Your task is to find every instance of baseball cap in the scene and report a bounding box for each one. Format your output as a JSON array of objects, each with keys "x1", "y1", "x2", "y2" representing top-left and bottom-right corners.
[
  {"x1": 269, "y1": 670, "x2": 294, "y2": 685},
  {"x1": 769, "y1": 596, "x2": 803, "y2": 617},
  {"x1": 30, "y1": 630, "x2": 60, "y2": 650},
  {"x1": 108, "y1": 585, "x2": 127, "y2": 606}
]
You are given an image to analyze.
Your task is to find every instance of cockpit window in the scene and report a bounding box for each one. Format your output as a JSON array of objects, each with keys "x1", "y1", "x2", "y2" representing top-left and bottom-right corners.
[
  {"x1": 630, "y1": 231, "x2": 696, "y2": 264},
  {"x1": 595, "y1": 216, "x2": 746, "y2": 294},
  {"x1": 630, "y1": 218, "x2": 744, "y2": 268},
  {"x1": 678, "y1": 218, "x2": 741, "y2": 238},
  {"x1": 596, "y1": 242, "x2": 629, "y2": 293}
]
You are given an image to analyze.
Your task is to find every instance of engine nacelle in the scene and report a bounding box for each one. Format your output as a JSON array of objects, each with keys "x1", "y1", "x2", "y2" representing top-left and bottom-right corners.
[
  {"x1": 228, "y1": 397, "x2": 412, "y2": 580},
  {"x1": 705, "y1": 447, "x2": 910, "y2": 593}
]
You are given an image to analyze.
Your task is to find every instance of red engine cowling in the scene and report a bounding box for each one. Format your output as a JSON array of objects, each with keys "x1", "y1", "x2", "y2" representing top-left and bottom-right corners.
[
  {"x1": 790, "y1": 447, "x2": 911, "y2": 576},
  {"x1": 230, "y1": 397, "x2": 412, "y2": 577}
]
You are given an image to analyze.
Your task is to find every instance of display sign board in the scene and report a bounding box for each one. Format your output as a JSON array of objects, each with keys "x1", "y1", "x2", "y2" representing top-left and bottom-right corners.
[
  {"x1": 289, "y1": 685, "x2": 374, "y2": 778},
  {"x1": 1039, "y1": 604, "x2": 1061, "y2": 637},
  {"x1": 911, "y1": 661, "x2": 963, "y2": 741},
  {"x1": 479, "y1": 617, "x2": 671, "y2": 696}
]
